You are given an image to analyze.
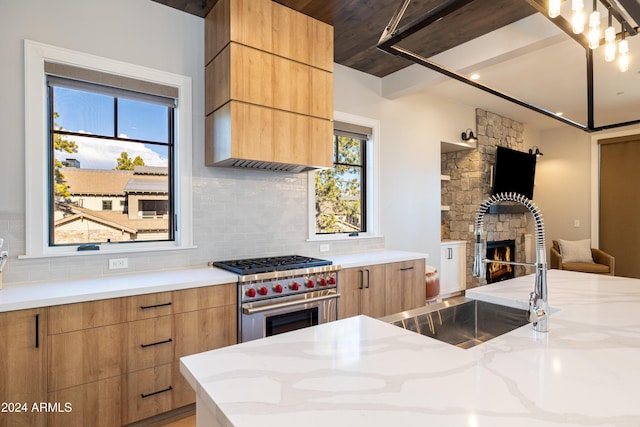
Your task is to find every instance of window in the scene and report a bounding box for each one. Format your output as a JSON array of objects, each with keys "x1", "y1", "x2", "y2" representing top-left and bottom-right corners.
[
  {"x1": 47, "y1": 68, "x2": 175, "y2": 246},
  {"x1": 309, "y1": 112, "x2": 379, "y2": 239},
  {"x1": 315, "y1": 130, "x2": 366, "y2": 234},
  {"x1": 24, "y1": 40, "x2": 193, "y2": 257}
]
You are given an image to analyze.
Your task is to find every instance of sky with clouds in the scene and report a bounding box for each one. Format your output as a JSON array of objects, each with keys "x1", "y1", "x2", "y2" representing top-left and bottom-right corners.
[{"x1": 55, "y1": 134, "x2": 168, "y2": 170}]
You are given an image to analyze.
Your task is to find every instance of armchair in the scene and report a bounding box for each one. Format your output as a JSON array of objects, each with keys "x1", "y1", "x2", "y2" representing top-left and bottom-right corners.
[{"x1": 550, "y1": 239, "x2": 615, "y2": 275}]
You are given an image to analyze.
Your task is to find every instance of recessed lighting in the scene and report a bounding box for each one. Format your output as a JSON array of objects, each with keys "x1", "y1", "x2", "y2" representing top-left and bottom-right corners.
[{"x1": 470, "y1": 73, "x2": 480, "y2": 80}]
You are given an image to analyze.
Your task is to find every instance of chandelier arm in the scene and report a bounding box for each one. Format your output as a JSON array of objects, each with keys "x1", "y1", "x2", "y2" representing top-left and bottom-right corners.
[
  {"x1": 376, "y1": 0, "x2": 640, "y2": 132},
  {"x1": 600, "y1": 0, "x2": 638, "y2": 36}
]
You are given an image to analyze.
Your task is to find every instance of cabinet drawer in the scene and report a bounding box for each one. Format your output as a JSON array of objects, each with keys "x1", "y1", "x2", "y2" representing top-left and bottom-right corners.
[
  {"x1": 123, "y1": 292, "x2": 174, "y2": 321},
  {"x1": 172, "y1": 283, "x2": 236, "y2": 313},
  {"x1": 122, "y1": 362, "x2": 194, "y2": 424},
  {"x1": 49, "y1": 298, "x2": 123, "y2": 334},
  {"x1": 48, "y1": 323, "x2": 125, "y2": 392},
  {"x1": 47, "y1": 376, "x2": 122, "y2": 427},
  {"x1": 125, "y1": 316, "x2": 174, "y2": 373},
  {"x1": 175, "y1": 305, "x2": 237, "y2": 357}
]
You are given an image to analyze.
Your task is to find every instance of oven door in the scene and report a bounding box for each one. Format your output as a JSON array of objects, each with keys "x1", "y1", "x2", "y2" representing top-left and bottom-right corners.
[{"x1": 240, "y1": 289, "x2": 339, "y2": 343}]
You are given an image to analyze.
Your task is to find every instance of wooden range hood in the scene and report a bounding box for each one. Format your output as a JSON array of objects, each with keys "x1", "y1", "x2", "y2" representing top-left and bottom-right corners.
[{"x1": 204, "y1": 0, "x2": 334, "y2": 172}]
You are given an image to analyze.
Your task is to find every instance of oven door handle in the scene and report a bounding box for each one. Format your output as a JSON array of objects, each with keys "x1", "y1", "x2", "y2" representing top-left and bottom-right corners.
[{"x1": 242, "y1": 293, "x2": 341, "y2": 315}]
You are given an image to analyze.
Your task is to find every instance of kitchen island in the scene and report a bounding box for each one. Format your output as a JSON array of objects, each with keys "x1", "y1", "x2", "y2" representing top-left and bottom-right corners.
[{"x1": 180, "y1": 269, "x2": 640, "y2": 426}]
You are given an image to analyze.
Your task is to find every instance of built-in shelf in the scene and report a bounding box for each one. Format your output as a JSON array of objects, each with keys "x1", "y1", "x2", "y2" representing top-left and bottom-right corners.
[
  {"x1": 441, "y1": 175, "x2": 450, "y2": 211},
  {"x1": 441, "y1": 140, "x2": 477, "y2": 153}
]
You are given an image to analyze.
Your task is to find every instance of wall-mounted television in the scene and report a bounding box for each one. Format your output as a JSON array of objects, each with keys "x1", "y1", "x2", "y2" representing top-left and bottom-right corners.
[{"x1": 491, "y1": 146, "x2": 537, "y2": 200}]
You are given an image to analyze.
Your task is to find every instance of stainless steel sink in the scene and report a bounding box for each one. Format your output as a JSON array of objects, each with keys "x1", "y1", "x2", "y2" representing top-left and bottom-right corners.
[{"x1": 381, "y1": 297, "x2": 530, "y2": 349}]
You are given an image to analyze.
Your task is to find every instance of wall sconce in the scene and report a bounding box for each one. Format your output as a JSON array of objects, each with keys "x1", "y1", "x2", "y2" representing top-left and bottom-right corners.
[
  {"x1": 529, "y1": 146, "x2": 544, "y2": 157},
  {"x1": 461, "y1": 128, "x2": 477, "y2": 143}
]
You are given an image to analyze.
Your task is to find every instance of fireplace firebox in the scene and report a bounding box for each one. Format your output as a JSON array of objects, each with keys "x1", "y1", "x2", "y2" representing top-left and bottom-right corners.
[{"x1": 486, "y1": 239, "x2": 516, "y2": 283}]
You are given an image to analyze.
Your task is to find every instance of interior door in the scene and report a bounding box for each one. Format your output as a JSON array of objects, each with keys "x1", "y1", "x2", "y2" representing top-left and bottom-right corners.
[{"x1": 599, "y1": 135, "x2": 640, "y2": 278}]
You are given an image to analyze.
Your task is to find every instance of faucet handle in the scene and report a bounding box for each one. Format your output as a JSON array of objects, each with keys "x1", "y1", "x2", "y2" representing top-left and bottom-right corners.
[{"x1": 529, "y1": 292, "x2": 539, "y2": 323}]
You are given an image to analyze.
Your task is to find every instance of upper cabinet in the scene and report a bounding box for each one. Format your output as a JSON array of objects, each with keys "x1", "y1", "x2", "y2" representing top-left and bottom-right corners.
[{"x1": 204, "y1": 0, "x2": 334, "y2": 172}]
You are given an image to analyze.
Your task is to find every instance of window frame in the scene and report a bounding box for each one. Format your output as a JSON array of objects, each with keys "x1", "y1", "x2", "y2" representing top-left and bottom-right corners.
[
  {"x1": 307, "y1": 111, "x2": 380, "y2": 241},
  {"x1": 23, "y1": 40, "x2": 194, "y2": 258}
]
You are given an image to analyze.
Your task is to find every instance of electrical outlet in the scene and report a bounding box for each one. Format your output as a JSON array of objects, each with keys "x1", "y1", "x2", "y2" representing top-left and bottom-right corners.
[
  {"x1": 109, "y1": 258, "x2": 128, "y2": 270},
  {"x1": 319, "y1": 244, "x2": 330, "y2": 252}
]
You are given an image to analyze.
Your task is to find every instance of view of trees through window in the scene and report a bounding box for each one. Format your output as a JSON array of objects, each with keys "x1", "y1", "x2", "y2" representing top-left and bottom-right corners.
[
  {"x1": 315, "y1": 134, "x2": 365, "y2": 234},
  {"x1": 49, "y1": 83, "x2": 174, "y2": 246}
]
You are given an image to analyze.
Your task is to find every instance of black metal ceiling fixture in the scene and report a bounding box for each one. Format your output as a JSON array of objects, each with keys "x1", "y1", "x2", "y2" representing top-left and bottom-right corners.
[{"x1": 377, "y1": 0, "x2": 640, "y2": 132}]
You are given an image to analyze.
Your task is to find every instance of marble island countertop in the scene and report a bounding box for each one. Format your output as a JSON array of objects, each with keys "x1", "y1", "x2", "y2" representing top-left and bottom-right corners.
[{"x1": 180, "y1": 269, "x2": 640, "y2": 427}]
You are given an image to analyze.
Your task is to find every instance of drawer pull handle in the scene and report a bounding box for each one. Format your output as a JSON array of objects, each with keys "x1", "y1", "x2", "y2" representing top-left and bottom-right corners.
[
  {"x1": 140, "y1": 338, "x2": 173, "y2": 348},
  {"x1": 140, "y1": 302, "x2": 172, "y2": 310},
  {"x1": 141, "y1": 385, "x2": 173, "y2": 399},
  {"x1": 35, "y1": 314, "x2": 40, "y2": 348},
  {"x1": 400, "y1": 267, "x2": 415, "y2": 271}
]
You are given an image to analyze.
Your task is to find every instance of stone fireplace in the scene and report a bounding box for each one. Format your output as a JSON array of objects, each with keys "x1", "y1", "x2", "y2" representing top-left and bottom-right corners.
[{"x1": 441, "y1": 109, "x2": 532, "y2": 288}]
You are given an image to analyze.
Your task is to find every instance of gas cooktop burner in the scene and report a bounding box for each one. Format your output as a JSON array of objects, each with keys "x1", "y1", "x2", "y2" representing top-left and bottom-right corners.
[{"x1": 212, "y1": 255, "x2": 332, "y2": 275}]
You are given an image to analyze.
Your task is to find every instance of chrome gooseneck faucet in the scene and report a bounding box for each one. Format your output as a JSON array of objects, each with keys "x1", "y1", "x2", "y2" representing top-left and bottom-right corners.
[{"x1": 472, "y1": 192, "x2": 548, "y2": 333}]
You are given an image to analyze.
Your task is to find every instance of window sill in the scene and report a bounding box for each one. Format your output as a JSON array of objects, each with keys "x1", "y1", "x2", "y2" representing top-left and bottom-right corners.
[
  {"x1": 306, "y1": 233, "x2": 383, "y2": 243},
  {"x1": 18, "y1": 244, "x2": 197, "y2": 260}
]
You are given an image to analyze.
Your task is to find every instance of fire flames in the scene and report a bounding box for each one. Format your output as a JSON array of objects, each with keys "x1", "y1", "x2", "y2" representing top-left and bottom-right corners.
[{"x1": 488, "y1": 246, "x2": 513, "y2": 282}]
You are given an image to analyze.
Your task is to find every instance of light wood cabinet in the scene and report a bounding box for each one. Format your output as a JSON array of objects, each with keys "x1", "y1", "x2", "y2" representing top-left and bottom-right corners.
[
  {"x1": 174, "y1": 305, "x2": 236, "y2": 358},
  {"x1": 47, "y1": 376, "x2": 121, "y2": 427},
  {"x1": 204, "y1": 0, "x2": 332, "y2": 72},
  {"x1": 204, "y1": 0, "x2": 334, "y2": 169},
  {"x1": 46, "y1": 283, "x2": 236, "y2": 427},
  {"x1": 206, "y1": 43, "x2": 332, "y2": 119},
  {"x1": 338, "y1": 264, "x2": 386, "y2": 319},
  {"x1": 205, "y1": 101, "x2": 333, "y2": 168},
  {"x1": 384, "y1": 259, "x2": 426, "y2": 315},
  {"x1": 121, "y1": 361, "x2": 193, "y2": 425},
  {"x1": 338, "y1": 259, "x2": 426, "y2": 320},
  {"x1": 48, "y1": 323, "x2": 124, "y2": 392},
  {"x1": 0, "y1": 308, "x2": 47, "y2": 427}
]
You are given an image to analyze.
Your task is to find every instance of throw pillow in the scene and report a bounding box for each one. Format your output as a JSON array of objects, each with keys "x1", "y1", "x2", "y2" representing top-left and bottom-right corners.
[{"x1": 558, "y1": 239, "x2": 594, "y2": 264}]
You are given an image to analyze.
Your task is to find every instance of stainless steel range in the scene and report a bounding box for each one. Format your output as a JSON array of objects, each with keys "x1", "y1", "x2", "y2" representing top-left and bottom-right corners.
[{"x1": 211, "y1": 255, "x2": 340, "y2": 343}]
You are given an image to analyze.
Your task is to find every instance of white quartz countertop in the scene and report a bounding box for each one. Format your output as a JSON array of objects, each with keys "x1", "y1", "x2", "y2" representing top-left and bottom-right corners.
[
  {"x1": 0, "y1": 267, "x2": 238, "y2": 312},
  {"x1": 325, "y1": 249, "x2": 428, "y2": 269},
  {"x1": 180, "y1": 269, "x2": 640, "y2": 427},
  {"x1": 0, "y1": 250, "x2": 427, "y2": 312}
]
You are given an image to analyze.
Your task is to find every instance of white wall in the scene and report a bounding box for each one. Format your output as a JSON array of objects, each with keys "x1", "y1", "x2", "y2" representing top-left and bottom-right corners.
[
  {"x1": 334, "y1": 64, "x2": 476, "y2": 268},
  {"x1": 0, "y1": 0, "x2": 492, "y2": 285},
  {"x1": 533, "y1": 126, "x2": 592, "y2": 245}
]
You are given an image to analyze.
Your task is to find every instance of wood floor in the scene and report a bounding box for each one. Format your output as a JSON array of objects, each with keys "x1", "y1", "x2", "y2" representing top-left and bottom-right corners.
[{"x1": 162, "y1": 415, "x2": 195, "y2": 427}]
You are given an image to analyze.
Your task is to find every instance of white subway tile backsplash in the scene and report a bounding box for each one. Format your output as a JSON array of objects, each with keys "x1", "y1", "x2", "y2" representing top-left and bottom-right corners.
[{"x1": 0, "y1": 166, "x2": 383, "y2": 287}]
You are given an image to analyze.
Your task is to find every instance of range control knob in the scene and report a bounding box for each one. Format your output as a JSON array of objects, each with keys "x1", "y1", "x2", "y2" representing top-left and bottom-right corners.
[
  {"x1": 290, "y1": 281, "x2": 300, "y2": 291},
  {"x1": 328, "y1": 276, "x2": 336, "y2": 285},
  {"x1": 246, "y1": 288, "x2": 257, "y2": 298},
  {"x1": 258, "y1": 286, "x2": 269, "y2": 296},
  {"x1": 273, "y1": 283, "x2": 283, "y2": 293},
  {"x1": 319, "y1": 277, "x2": 327, "y2": 286},
  {"x1": 306, "y1": 279, "x2": 315, "y2": 289}
]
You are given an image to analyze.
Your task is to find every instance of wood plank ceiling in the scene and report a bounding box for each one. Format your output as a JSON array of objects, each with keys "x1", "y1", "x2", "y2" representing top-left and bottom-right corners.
[{"x1": 151, "y1": 0, "x2": 537, "y2": 77}]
